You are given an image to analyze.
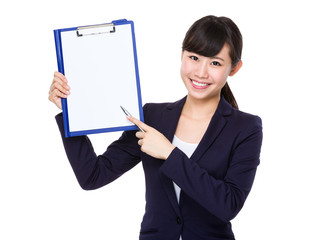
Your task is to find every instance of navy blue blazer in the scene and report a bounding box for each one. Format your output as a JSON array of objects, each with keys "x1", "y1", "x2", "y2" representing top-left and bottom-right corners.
[{"x1": 56, "y1": 96, "x2": 263, "y2": 240}]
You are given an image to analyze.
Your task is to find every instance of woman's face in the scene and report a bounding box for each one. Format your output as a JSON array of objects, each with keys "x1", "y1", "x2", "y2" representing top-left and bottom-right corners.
[{"x1": 180, "y1": 43, "x2": 240, "y2": 103}]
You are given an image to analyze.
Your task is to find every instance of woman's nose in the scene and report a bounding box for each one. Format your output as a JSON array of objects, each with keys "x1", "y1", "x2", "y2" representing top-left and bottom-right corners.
[{"x1": 196, "y1": 62, "x2": 209, "y2": 79}]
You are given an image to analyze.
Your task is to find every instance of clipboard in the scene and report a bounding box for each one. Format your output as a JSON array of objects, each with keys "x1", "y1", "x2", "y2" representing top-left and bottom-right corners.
[{"x1": 54, "y1": 19, "x2": 144, "y2": 137}]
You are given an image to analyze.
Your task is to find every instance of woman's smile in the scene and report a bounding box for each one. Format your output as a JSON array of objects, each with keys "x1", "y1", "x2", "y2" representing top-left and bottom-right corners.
[{"x1": 190, "y1": 79, "x2": 211, "y2": 89}]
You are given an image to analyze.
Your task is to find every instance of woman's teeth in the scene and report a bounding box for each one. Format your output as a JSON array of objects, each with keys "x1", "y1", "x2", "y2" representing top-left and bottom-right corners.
[{"x1": 192, "y1": 80, "x2": 209, "y2": 87}]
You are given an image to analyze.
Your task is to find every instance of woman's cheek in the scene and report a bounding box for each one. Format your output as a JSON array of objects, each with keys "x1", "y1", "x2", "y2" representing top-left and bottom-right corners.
[{"x1": 180, "y1": 61, "x2": 191, "y2": 77}]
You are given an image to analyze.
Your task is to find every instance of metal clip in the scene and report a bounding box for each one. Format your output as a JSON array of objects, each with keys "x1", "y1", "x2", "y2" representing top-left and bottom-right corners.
[{"x1": 76, "y1": 23, "x2": 115, "y2": 37}]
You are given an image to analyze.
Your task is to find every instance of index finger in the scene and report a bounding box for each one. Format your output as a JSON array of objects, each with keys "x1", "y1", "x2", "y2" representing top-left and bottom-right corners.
[{"x1": 127, "y1": 116, "x2": 148, "y2": 132}]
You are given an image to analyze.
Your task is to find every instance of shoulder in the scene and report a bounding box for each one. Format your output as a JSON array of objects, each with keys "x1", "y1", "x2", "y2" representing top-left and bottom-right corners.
[
  {"x1": 226, "y1": 108, "x2": 263, "y2": 146},
  {"x1": 143, "y1": 97, "x2": 185, "y2": 116},
  {"x1": 231, "y1": 108, "x2": 262, "y2": 128},
  {"x1": 143, "y1": 101, "x2": 169, "y2": 113},
  {"x1": 143, "y1": 97, "x2": 185, "y2": 111},
  {"x1": 142, "y1": 101, "x2": 171, "y2": 124},
  {"x1": 219, "y1": 96, "x2": 262, "y2": 131},
  {"x1": 142, "y1": 97, "x2": 186, "y2": 126}
]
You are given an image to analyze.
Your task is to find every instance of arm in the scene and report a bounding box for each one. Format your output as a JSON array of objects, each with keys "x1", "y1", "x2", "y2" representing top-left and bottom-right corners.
[
  {"x1": 160, "y1": 118, "x2": 263, "y2": 222},
  {"x1": 56, "y1": 114, "x2": 141, "y2": 190}
]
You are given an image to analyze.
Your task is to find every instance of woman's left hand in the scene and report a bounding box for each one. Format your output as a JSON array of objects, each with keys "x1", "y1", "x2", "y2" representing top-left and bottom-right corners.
[{"x1": 127, "y1": 116, "x2": 175, "y2": 160}]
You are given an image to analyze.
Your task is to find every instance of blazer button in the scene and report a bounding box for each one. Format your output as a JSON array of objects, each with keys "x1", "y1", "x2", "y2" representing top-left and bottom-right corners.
[{"x1": 176, "y1": 217, "x2": 182, "y2": 225}]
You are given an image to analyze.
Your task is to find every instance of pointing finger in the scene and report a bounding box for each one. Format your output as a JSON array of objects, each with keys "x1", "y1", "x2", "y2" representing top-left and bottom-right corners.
[{"x1": 127, "y1": 116, "x2": 149, "y2": 132}]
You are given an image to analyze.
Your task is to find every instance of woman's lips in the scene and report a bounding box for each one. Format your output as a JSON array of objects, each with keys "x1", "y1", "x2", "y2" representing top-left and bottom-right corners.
[{"x1": 190, "y1": 79, "x2": 211, "y2": 89}]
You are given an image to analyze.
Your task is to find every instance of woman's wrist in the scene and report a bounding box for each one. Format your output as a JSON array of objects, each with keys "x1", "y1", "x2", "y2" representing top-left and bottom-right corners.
[{"x1": 163, "y1": 144, "x2": 176, "y2": 160}]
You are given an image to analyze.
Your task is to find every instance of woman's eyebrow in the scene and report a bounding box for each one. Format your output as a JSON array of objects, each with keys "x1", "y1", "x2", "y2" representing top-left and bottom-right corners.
[{"x1": 211, "y1": 56, "x2": 225, "y2": 62}]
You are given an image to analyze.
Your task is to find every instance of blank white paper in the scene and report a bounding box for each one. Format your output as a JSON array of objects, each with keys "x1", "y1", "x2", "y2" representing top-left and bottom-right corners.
[{"x1": 60, "y1": 24, "x2": 141, "y2": 133}]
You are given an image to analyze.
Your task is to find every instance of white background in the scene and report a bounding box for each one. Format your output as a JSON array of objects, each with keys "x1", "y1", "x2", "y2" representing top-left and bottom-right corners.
[{"x1": 1, "y1": 0, "x2": 309, "y2": 239}]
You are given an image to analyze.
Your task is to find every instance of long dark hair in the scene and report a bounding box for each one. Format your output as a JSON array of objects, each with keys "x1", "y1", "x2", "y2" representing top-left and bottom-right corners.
[{"x1": 182, "y1": 15, "x2": 243, "y2": 109}]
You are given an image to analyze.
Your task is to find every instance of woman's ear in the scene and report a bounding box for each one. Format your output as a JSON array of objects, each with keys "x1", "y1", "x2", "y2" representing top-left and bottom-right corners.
[{"x1": 229, "y1": 60, "x2": 243, "y2": 76}]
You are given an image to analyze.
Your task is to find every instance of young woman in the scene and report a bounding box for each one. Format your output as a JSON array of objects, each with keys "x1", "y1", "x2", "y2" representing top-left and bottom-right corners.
[{"x1": 49, "y1": 15, "x2": 263, "y2": 240}]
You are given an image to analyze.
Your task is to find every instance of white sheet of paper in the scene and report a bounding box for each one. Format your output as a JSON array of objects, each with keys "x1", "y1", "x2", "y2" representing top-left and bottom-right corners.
[{"x1": 60, "y1": 24, "x2": 140, "y2": 132}]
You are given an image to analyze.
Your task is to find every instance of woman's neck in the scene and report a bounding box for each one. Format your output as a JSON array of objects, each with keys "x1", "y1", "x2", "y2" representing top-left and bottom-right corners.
[{"x1": 183, "y1": 95, "x2": 220, "y2": 121}]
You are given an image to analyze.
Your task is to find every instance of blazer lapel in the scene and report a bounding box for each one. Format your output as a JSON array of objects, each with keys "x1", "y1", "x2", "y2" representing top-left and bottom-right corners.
[
  {"x1": 158, "y1": 96, "x2": 186, "y2": 142},
  {"x1": 158, "y1": 97, "x2": 186, "y2": 216},
  {"x1": 191, "y1": 97, "x2": 232, "y2": 161}
]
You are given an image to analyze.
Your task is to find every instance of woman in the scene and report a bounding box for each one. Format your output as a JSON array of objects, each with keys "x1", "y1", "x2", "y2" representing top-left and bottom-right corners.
[{"x1": 49, "y1": 15, "x2": 263, "y2": 240}]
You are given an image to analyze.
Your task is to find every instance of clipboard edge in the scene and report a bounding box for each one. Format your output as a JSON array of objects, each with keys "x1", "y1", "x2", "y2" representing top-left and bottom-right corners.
[
  {"x1": 54, "y1": 29, "x2": 71, "y2": 138},
  {"x1": 68, "y1": 125, "x2": 140, "y2": 137},
  {"x1": 127, "y1": 20, "x2": 144, "y2": 123}
]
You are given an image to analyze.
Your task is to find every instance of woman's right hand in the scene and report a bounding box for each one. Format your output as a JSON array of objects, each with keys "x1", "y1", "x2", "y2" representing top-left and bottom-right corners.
[{"x1": 48, "y1": 71, "x2": 70, "y2": 110}]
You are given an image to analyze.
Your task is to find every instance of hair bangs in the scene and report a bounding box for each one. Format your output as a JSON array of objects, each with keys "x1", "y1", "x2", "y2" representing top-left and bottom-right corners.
[{"x1": 182, "y1": 20, "x2": 227, "y2": 57}]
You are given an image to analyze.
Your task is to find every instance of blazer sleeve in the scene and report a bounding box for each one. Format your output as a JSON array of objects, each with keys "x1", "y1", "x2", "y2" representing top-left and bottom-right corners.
[
  {"x1": 160, "y1": 116, "x2": 263, "y2": 222},
  {"x1": 55, "y1": 113, "x2": 141, "y2": 190}
]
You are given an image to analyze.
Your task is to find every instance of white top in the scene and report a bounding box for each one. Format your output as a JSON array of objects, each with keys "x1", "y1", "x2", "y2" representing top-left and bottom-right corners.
[{"x1": 171, "y1": 135, "x2": 198, "y2": 203}]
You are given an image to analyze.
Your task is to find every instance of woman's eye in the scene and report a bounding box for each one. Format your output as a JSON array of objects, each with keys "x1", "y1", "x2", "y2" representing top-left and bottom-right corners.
[
  {"x1": 190, "y1": 56, "x2": 199, "y2": 61},
  {"x1": 211, "y1": 61, "x2": 221, "y2": 66}
]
